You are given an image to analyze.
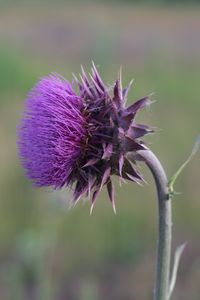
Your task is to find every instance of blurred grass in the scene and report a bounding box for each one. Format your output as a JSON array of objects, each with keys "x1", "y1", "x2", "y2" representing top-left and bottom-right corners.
[
  {"x1": 0, "y1": 2, "x2": 200, "y2": 300},
  {"x1": 0, "y1": 49, "x2": 36, "y2": 95}
]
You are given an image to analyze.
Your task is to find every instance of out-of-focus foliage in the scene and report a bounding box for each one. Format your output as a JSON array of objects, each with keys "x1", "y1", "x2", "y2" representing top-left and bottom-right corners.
[
  {"x1": 0, "y1": 2, "x2": 200, "y2": 300},
  {"x1": 0, "y1": 0, "x2": 200, "y2": 7}
]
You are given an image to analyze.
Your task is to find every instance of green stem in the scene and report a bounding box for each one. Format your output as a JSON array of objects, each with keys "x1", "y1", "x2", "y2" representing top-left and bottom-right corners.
[{"x1": 129, "y1": 149, "x2": 172, "y2": 300}]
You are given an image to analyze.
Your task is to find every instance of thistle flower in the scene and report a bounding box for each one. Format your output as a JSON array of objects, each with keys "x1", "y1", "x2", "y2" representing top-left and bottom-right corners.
[{"x1": 18, "y1": 63, "x2": 153, "y2": 213}]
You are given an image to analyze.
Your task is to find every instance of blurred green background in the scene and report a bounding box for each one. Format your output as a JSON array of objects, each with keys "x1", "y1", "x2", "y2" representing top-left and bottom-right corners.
[{"x1": 0, "y1": 0, "x2": 200, "y2": 299}]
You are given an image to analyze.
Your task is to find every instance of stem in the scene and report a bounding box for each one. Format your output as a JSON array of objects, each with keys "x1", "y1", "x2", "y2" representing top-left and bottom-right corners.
[{"x1": 129, "y1": 149, "x2": 172, "y2": 300}]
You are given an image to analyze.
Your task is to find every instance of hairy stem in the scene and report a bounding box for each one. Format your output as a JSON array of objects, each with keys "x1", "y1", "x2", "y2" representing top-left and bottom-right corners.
[{"x1": 128, "y1": 149, "x2": 172, "y2": 300}]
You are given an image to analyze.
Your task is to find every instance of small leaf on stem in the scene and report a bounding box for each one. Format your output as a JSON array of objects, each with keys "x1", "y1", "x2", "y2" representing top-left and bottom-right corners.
[
  {"x1": 168, "y1": 243, "x2": 187, "y2": 299},
  {"x1": 168, "y1": 135, "x2": 200, "y2": 196}
]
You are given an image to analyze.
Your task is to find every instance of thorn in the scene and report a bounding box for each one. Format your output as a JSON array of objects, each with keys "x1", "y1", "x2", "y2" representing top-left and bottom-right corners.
[
  {"x1": 72, "y1": 196, "x2": 81, "y2": 208},
  {"x1": 148, "y1": 91, "x2": 155, "y2": 97},
  {"x1": 72, "y1": 73, "x2": 79, "y2": 82},
  {"x1": 81, "y1": 65, "x2": 87, "y2": 80},
  {"x1": 123, "y1": 78, "x2": 134, "y2": 103},
  {"x1": 118, "y1": 66, "x2": 122, "y2": 100},
  {"x1": 79, "y1": 74, "x2": 94, "y2": 99},
  {"x1": 89, "y1": 73, "x2": 103, "y2": 94},
  {"x1": 112, "y1": 201, "x2": 117, "y2": 214},
  {"x1": 90, "y1": 202, "x2": 95, "y2": 216},
  {"x1": 119, "y1": 154, "x2": 124, "y2": 177}
]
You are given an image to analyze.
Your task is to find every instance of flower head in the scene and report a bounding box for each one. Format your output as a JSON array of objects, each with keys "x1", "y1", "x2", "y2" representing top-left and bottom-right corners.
[{"x1": 18, "y1": 63, "x2": 153, "y2": 213}]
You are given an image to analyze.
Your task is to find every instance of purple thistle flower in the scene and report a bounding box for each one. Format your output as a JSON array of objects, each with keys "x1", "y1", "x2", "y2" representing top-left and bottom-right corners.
[{"x1": 18, "y1": 63, "x2": 153, "y2": 213}]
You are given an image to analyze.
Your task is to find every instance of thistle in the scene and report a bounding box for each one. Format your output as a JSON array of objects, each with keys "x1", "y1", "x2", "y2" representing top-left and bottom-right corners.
[
  {"x1": 18, "y1": 63, "x2": 153, "y2": 213},
  {"x1": 18, "y1": 63, "x2": 198, "y2": 300}
]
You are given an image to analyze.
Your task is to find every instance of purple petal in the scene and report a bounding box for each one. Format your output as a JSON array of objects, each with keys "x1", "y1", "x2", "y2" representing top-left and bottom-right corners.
[{"x1": 18, "y1": 74, "x2": 86, "y2": 189}]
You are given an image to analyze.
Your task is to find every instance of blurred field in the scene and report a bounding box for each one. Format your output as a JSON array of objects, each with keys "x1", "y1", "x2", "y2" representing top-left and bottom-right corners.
[{"x1": 0, "y1": 1, "x2": 200, "y2": 300}]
